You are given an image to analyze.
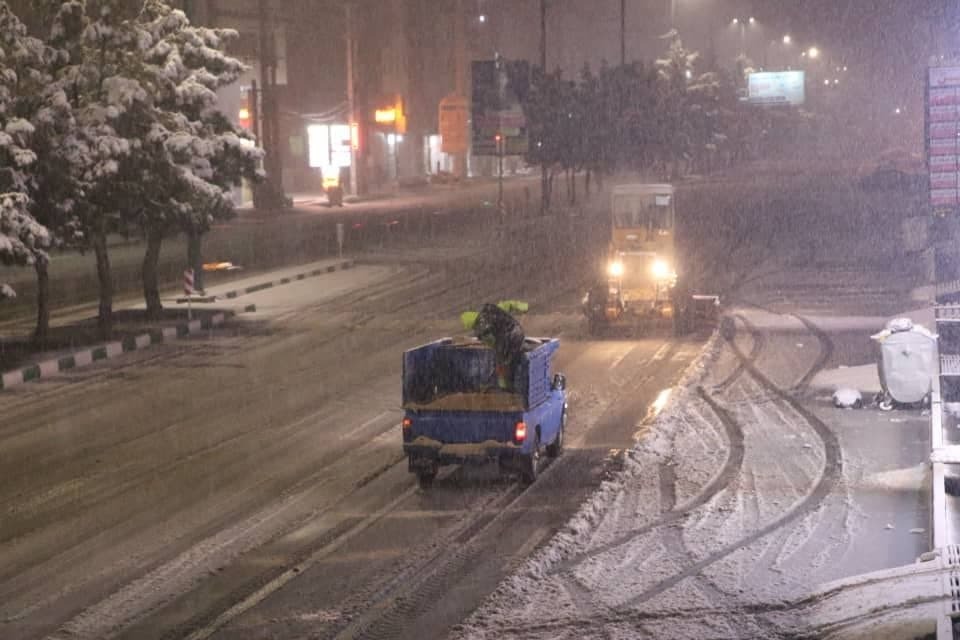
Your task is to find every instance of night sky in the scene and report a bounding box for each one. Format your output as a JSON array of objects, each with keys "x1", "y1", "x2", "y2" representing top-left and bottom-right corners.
[{"x1": 474, "y1": 0, "x2": 950, "y2": 151}]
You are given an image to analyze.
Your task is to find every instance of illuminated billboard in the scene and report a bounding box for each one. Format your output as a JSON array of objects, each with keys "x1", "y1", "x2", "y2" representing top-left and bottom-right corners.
[{"x1": 747, "y1": 71, "x2": 805, "y2": 106}]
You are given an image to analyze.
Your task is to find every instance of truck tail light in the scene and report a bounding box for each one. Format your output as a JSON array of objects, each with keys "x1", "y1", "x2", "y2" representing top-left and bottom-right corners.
[
  {"x1": 402, "y1": 417, "x2": 412, "y2": 434},
  {"x1": 514, "y1": 421, "x2": 527, "y2": 444}
]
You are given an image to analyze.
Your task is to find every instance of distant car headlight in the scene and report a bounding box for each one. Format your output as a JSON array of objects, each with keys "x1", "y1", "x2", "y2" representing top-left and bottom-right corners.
[
  {"x1": 651, "y1": 258, "x2": 671, "y2": 279},
  {"x1": 608, "y1": 261, "x2": 625, "y2": 278}
]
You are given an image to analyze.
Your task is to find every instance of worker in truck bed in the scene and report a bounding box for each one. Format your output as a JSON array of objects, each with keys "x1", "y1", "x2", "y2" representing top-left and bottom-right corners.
[{"x1": 462, "y1": 301, "x2": 528, "y2": 390}]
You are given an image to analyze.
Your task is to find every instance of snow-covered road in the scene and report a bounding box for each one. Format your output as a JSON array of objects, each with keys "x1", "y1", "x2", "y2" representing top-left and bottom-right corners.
[{"x1": 455, "y1": 303, "x2": 928, "y2": 640}]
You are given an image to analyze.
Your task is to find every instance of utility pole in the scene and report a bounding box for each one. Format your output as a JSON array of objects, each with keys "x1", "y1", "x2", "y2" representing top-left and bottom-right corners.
[
  {"x1": 540, "y1": 0, "x2": 547, "y2": 69},
  {"x1": 454, "y1": 0, "x2": 468, "y2": 180},
  {"x1": 540, "y1": 0, "x2": 548, "y2": 211},
  {"x1": 345, "y1": 2, "x2": 359, "y2": 197},
  {"x1": 620, "y1": 0, "x2": 626, "y2": 66},
  {"x1": 256, "y1": 0, "x2": 285, "y2": 207}
]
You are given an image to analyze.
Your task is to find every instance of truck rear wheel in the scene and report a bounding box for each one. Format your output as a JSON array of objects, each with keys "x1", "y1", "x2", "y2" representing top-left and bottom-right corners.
[
  {"x1": 520, "y1": 436, "x2": 542, "y2": 485},
  {"x1": 546, "y1": 411, "x2": 565, "y2": 458},
  {"x1": 417, "y1": 467, "x2": 438, "y2": 489}
]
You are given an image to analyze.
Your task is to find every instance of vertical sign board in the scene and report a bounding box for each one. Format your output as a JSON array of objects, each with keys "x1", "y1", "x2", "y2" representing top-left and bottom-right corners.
[
  {"x1": 927, "y1": 66, "x2": 960, "y2": 210},
  {"x1": 439, "y1": 94, "x2": 469, "y2": 154},
  {"x1": 471, "y1": 59, "x2": 529, "y2": 156}
]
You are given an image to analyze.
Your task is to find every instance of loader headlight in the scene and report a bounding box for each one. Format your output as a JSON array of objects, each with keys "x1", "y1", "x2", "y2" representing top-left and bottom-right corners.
[
  {"x1": 607, "y1": 261, "x2": 625, "y2": 278},
  {"x1": 651, "y1": 258, "x2": 671, "y2": 280}
]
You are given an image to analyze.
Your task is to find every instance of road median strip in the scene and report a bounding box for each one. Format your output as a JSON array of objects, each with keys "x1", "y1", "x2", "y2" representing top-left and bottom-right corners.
[
  {"x1": 184, "y1": 259, "x2": 354, "y2": 302},
  {"x1": 0, "y1": 311, "x2": 233, "y2": 391}
]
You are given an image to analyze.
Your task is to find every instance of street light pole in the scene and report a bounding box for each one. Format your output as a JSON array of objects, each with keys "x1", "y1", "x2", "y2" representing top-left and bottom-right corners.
[
  {"x1": 620, "y1": 0, "x2": 626, "y2": 65},
  {"x1": 453, "y1": 0, "x2": 468, "y2": 180},
  {"x1": 345, "y1": 2, "x2": 359, "y2": 197},
  {"x1": 540, "y1": 0, "x2": 548, "y2": 211},
  {"x1": 731, "y1": 17, "x2": 754, "y2": 58},
  {"x1": 540, "y1": 0, "x2": 547, "y2": 69}
]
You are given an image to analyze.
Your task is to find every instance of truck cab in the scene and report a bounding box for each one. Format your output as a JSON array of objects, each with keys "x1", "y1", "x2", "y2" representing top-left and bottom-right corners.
[{"x1": 401, "y1": 337, "x2": 567, "y2": 488}]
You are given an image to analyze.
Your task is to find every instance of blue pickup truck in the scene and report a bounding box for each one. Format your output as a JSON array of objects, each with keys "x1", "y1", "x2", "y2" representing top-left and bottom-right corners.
[{"x1": 401, "y1": 337, "x2": 567, "y2": 488}]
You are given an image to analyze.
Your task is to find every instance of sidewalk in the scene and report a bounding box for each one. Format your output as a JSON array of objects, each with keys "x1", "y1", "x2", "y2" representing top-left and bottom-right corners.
[
  {"x1": 0, "y1": 257, "x2": 354, "y2": 390},
  {"x1": 0, "y1": 308, "x2": 232, "y2": 390}
]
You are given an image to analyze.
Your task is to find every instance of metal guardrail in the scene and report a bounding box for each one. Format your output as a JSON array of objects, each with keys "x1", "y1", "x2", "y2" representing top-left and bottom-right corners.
[{"x1": 933, "y1": 306, "x2": 959, "y2": 638}]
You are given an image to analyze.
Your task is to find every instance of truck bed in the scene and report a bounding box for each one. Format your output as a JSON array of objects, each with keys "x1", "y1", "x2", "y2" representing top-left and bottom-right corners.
[{"x1": 404, "y1": 391, "x2": 525, "y2": 412}]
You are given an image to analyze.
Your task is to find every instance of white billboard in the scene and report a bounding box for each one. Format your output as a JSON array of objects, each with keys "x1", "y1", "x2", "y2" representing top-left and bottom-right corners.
[{"x1": 747, "y1": 71, "x2": 805, "y2": 106}]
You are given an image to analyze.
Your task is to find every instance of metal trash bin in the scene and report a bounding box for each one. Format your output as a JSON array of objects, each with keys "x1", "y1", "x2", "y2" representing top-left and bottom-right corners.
[{"x1": 871, "y1": 318, "x2": 938, "y2": 409}]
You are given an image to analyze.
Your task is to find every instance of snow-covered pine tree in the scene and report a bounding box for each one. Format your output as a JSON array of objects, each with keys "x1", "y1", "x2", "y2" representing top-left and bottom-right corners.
[
  {"x1": 0, "y1": 3, "x2": 51, "y2": 307},
  {"x1": 134, "y1": 0, "x2": 261, "y2": 316}
]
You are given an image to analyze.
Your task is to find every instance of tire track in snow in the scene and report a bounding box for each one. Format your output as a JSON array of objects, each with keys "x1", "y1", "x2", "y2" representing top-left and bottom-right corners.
[
  {"x1": 713, "y1": 314, "x2": 764, "y2": 391},
  {"x1": 661, "y1": 433, "x2": 787, "y2": 639},
  {"x1": 549, "y1": 384, "x2": 746, "y2": 576},
  {"x1": 614, "y1": 315, "x2": 842, "y2": 609}
]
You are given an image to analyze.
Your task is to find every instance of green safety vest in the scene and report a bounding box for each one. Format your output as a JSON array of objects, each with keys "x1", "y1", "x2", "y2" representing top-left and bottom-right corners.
[{"x1": 460, "y1": 300, "x2": 529, "y2": 331}]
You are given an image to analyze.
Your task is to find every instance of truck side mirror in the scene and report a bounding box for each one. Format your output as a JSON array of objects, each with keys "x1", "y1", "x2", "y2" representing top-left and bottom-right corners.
[{"x1": 552, "y1": 373, "x2": 566, "y2": 391}]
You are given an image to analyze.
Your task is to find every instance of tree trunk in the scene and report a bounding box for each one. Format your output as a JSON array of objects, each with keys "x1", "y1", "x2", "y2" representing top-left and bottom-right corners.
[
  {"x1": 547, "y1": 169, "x2": 555, "y2": 210},
  {"x1": 143, "y1": 225, "x2": 163, "y2": 320},
  {"x1": 32, "y1": 256, "x2": 50, "y2": 349},
  {"x1": 541, "y1": 163, "x2": 550, "y2": 211},
  {"x1": 93, "y1": 228, "x2": 113, "y2": 336},
  {"x1": 187, "y1": 230, "x2": 204, "y2": 293}
]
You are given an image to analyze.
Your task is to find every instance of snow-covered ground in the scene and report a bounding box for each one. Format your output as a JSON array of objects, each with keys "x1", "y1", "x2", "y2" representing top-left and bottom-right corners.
[{"x1": 453, "y1": 306, "x2": 936, "y2": 640}]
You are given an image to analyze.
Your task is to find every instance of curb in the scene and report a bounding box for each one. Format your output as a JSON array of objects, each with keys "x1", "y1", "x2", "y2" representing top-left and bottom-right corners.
[
  {"x1": 0, "y1": 311, "x2": 233, "y2": 391},
  {"x1": 214, "y1": 260, "x2": 354, "y2": 302}
]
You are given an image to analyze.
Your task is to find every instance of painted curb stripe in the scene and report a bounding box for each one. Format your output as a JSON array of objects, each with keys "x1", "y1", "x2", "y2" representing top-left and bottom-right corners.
[
  {"x1": 212, "y1": 260, "x2": 354, "y2": 301},
  {"x1": 2, "y1": 371, "x2": 19, "y2": 389},
  {"x1": 0, "y1": 296, "x2": 238, "y2": 391},
  {"x1": 39, "y1": 360, "x2": 60, "y2": 377},
  {"x1": 245, "y1": 282, "x2": 273, "y2": 294}
]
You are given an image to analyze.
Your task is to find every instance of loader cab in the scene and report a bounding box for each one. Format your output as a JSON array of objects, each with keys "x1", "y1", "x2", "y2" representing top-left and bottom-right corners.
[{"x1": 608, "y1": 184, "x2": 677, "y2": 309}]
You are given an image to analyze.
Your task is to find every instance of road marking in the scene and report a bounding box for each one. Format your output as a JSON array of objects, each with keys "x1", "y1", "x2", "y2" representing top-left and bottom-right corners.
[
  {"x1": 183, "y1": 484, "x2": 418, "y2": 640},
  {"x1": 338, "y1": 410, "x2": 398, "y2": 441},
  {"x1": 652, "y1": 343, "x2": 671, "y2": 361},
  {"x1": 608, "y1": 343, "x2": 641, "y2": 370}
]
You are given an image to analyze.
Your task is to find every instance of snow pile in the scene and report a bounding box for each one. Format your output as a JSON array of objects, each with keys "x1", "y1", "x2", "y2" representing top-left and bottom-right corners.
[{"x1": 833, "y1": 387, "x2": 863, "y2": 409}]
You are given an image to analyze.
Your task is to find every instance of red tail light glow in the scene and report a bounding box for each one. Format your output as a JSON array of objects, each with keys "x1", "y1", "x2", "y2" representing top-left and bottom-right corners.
[
  {"x1": 514, "y1": 421, "x2": 527, "y2": 444},
  {"x1": 402, "y1": 417, "x2": 412, "y2": 433}
]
